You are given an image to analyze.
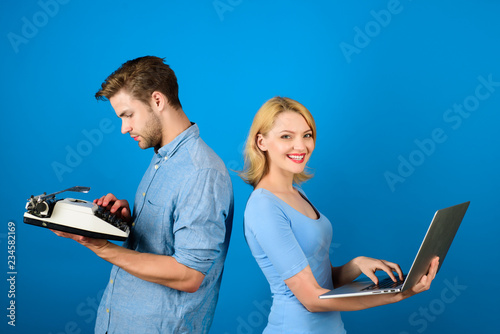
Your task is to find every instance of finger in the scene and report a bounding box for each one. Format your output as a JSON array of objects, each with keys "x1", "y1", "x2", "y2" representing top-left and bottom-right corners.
[
  {"x1": 419, "y1": 274, "x2": 429, "y2": 290},
  {"x1": 50, "y1": 230, "x2": 83, "y2": 242},
  {"x1": 109, "y1": 201, "x2": 121, "y2": 214},
  {"x1": 365, "y1": 271, "x2": 379, "y2": 285},
  {"x1": 378, "y1": 261, "x2": 398, "y2": 282},
  {"x1": 94, "y1": 195, "x2": 106, "y2": 206},
  {"x1": 120, "y1": 206, "x2": 131, "y2": 220},
  {"x1": 409, "y1": 261, "x2": 440, "y2": 295},
  {"x1": 419, "y1": 263, "x2": 437, "y2": 291},
  {"x1": 384, "y1": 261, "x2": 404, "y2": 281},
  {"x1": 110, "y1": 199, "x2": 128, "y2": 214},
  {"x1": 393, "y1": 263, "x2": 404, "y2": 281},
  {"x1": 78, "y1": 236, "x2": 90, "y2": 243},
  {"x1": 51, "y1": 229, "x2": 72, "y2": 238},
  {"x1": 50, "y1": 229, "x2": 63, "y2": 237},
  {"x1": 409, "y1": 274, "x2": 428, "y2": 295},
  {"x1": 102, "y1": 193, "x2": 117, "y2": 207},
  {"x1": 433, "y1": 256, "x2": 440, "y2": 268},
  {"x1": 428, "y1": 257, "x2": 440, "y2": 281}
]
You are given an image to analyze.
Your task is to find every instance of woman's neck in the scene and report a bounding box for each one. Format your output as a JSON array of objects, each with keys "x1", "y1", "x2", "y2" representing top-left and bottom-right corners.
[{"x1": 256, "y1": 171, "x2": 296, "y2": 194}]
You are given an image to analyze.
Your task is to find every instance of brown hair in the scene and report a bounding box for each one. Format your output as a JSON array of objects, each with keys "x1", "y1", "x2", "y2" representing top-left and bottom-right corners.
[
  {"x1": 239, "y1": 96, "x2": 316, "y2": 188},
  {"x1": 95, "y1": 56, "x2": 182, "y2": 109}
]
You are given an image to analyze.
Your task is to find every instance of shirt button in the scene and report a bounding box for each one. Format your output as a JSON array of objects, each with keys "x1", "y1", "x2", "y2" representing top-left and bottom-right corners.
[
  {"x1": 155, "y1": 164, "x2": 159, "y2": 170},
  {"x1": 142, "y1": 192, "x2": 145, "y2": 197},
  {"x1": 132, "y1": 222, "x2": 135, "y2": 227},
  {"x1": 110, "y1": 279, "x2": 113, "y2": 284},
  {"x1": 106, "y1": 308, "x2": 110, "y2": 313},
  {"x1": 164, "y1": 156, "x2": 168, "y2": 161}
]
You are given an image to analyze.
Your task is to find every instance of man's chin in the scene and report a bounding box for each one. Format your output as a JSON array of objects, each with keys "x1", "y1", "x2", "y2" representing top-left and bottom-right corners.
[
  {"x1": 138, "y1": 140, "x2": 158, "y2": 150},
  {"x1": 137, "y1": 141, "x2": 150, "y2": 150}
]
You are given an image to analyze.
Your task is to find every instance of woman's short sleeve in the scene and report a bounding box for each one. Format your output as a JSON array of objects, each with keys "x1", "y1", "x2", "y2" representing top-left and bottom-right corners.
[{"x1": 244, "y1": 192, "x2": 309, "y2": 280}]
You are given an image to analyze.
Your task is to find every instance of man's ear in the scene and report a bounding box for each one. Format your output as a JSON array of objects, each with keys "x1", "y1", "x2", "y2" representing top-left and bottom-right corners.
[
  {"x1": 256, "y1": 133, "x2": 267, "y2": 151},
  {"x1": 150, "y1": 91, "x2": 166, "y2": 112}
]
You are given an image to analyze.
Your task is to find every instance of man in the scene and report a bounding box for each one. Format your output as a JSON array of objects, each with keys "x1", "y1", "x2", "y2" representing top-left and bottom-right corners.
[{"x1": 52, "y1": 56, "x2": 234, "y2": 333}]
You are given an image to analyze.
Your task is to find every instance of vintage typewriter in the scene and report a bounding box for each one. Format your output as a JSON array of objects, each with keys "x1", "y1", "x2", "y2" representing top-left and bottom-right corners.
[{"x1": 23, "y1": 186, "x2": 130, "y2": 241}]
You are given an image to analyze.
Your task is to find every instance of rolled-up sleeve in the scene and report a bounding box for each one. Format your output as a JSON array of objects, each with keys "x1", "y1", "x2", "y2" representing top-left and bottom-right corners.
[{"x1": 172, "y1": 168, "x2": 232, "y2": 275}]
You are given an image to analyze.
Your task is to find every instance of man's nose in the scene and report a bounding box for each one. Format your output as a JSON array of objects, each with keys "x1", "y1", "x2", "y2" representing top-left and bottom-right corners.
[{"x1": 121, "y1": 120, "x2": 131, "y2": 134}]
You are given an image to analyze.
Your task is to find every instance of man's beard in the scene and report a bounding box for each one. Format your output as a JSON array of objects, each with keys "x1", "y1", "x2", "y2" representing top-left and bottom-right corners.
[{"x1": 138, "y1": 110, "x2": 163, "y2": 150}]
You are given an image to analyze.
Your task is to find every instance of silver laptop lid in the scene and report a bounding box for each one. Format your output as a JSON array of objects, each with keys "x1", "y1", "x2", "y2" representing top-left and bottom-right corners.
[{"x1": 401, "y1": 201, "x2": 470, "y2": 291}]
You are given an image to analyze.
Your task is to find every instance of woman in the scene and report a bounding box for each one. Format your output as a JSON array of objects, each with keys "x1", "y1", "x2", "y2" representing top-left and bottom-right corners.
[{"x1": 240, "y1": 97, "x2": 439, "y2": 333}]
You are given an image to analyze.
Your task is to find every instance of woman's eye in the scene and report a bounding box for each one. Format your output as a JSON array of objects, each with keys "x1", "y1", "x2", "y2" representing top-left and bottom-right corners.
[
  {"x1": 281, "y1": 135, "x2": 291, "y2": 139},
  {"x1": 304, "y1": 133, "x2": 312, "y2": 138}
]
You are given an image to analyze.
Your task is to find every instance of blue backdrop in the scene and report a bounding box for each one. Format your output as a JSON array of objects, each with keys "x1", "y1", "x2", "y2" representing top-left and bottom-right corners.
[{"x1": 1, "y1": 1, "x2": 499, "y2": 333}]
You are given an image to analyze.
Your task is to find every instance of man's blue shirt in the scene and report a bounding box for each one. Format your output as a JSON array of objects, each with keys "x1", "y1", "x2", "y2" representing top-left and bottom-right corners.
[{"x1": 95, "y1": 124, "x2": 234, "y2": 334}]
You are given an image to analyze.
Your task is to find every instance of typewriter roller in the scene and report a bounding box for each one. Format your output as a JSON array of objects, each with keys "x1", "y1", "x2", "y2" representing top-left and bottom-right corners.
[{"x1": 23, "y1": 186, "x2": 130, "y2": 241}]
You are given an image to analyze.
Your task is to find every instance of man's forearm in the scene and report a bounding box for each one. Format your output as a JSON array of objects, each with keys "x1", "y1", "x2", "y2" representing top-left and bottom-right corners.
[{"x1": 88, "y1": 241, "x2": 205, "y2": 292}]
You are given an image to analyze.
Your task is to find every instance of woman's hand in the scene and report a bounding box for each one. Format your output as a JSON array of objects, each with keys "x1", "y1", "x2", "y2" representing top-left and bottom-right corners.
[
  {"x1": 352, "y1": 256, "x2": 404, "y2": 285},
  {"x1": 399, "y1": 256, "x2": 440, "y2": 300}
]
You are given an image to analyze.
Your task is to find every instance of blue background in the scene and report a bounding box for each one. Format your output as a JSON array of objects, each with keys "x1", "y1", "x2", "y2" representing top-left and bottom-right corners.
[{"x1": 1, "y1": 1, "x2": 499, "y2": 333}]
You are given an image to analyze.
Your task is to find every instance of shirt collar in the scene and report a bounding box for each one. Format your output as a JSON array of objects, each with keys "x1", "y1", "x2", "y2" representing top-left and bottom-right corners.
[{"x1": 155, "y1": 123, "x2": 199, "y2": 159}]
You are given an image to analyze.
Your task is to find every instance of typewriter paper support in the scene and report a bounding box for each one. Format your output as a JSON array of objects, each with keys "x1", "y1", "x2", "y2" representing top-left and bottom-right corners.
[{"x1": 24, "y1": 186, "x2": 130, "y2": 241}]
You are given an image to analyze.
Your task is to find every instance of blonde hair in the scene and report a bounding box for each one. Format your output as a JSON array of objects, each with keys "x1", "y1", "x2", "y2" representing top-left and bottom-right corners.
[{"x1": 239, "y1": 97, "x2": 316, "y2": 188}]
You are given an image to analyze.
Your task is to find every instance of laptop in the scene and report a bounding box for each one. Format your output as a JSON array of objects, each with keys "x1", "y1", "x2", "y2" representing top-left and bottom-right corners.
[{"x1": 319, "y1": 201, "x2": 470, "y2": 299}]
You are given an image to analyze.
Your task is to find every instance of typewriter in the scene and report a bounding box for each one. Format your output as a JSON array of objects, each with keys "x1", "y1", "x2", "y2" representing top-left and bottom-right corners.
[{"x1": 23, "y1": 186, "x2": 130, "y2": 241}]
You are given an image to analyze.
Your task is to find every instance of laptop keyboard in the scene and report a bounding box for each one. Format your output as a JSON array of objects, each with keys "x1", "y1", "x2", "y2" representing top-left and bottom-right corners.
[{"x1": 361, "y1": 275, "x2": 406, "y2": 291}]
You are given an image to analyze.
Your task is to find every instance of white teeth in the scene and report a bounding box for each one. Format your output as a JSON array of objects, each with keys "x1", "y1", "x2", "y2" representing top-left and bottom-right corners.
[{"x1": 288, "y1": 154, "x2": 304, "y2": 160}]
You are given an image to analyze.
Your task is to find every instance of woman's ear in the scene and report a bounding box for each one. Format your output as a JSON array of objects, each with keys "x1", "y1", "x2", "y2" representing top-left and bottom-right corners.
[{"x1": 256, "y1": 133, "x2": 267, "y2": 151}]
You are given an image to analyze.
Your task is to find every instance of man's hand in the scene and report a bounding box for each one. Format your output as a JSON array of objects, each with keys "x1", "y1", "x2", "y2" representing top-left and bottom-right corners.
[
  {"x1": 50, "y1": 229, "x2": 109, "y2": 250},
  {"x1": 94, "y1": 193, "x2": 132, "y2": 222}
]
